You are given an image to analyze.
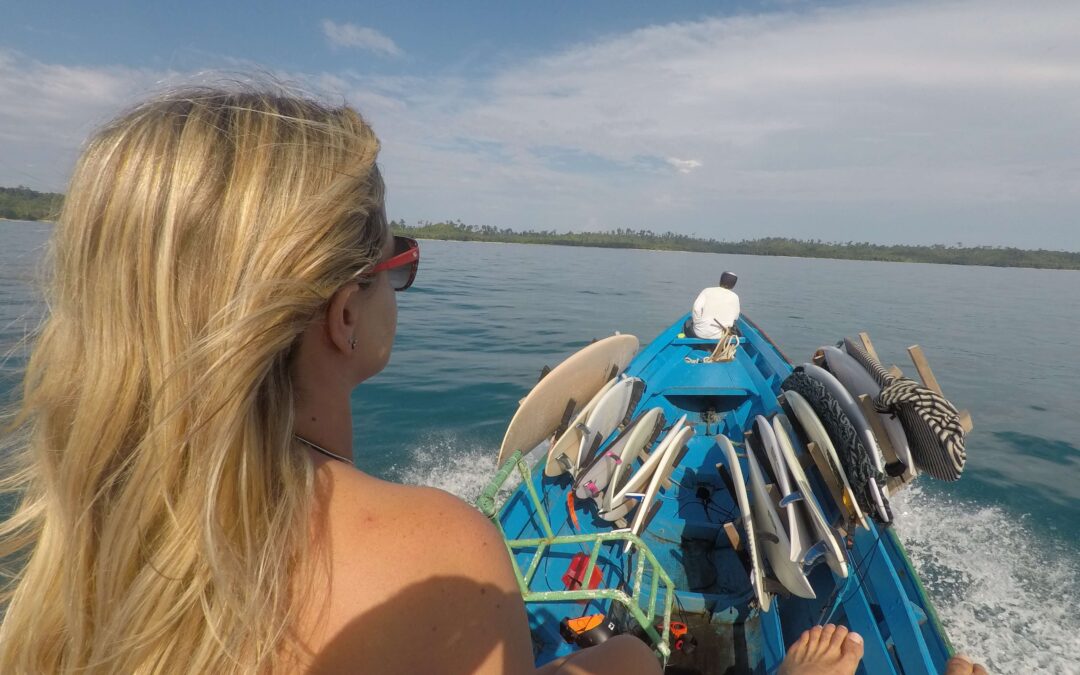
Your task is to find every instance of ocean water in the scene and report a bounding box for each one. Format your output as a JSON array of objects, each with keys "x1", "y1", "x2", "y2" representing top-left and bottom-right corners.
[{"x1": 2, "y1": 221, "x2": 1078, "y2": 673}]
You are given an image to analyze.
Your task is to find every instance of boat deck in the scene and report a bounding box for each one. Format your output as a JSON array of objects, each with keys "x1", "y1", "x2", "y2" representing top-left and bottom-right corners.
[{"x1": 495, "y1": 314, "x2": 952, "y2": 674}]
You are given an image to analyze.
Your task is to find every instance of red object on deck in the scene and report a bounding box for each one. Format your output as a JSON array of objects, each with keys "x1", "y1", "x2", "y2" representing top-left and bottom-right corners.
[{"x1": 562, "y1": 552, "x2": 603, "y2": 591}]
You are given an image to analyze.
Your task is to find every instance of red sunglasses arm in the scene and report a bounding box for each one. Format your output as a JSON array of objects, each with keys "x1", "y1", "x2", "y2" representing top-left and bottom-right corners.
[{"x1": 368, "y1": 245, "x2": 419, "y2": 274}]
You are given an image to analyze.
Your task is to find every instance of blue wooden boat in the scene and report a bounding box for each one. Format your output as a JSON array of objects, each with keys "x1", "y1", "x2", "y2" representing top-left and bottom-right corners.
[{"x1": 479, "y1": 311, "x2": 958, "y2": 674}]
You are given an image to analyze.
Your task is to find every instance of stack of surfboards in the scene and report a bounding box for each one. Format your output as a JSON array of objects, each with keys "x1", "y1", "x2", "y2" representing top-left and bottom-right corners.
[
  {"x1": 718, "y1": 333, "x2": 971, "y2": 606},
  {"x1": 719, "y1": 411, "x2": 852, "y2": 611},
  {"x1": 497, "y1": 334, "x2": 693, "y2": 551},
  {"x1": 495, "y1": 330, "x2": 971, "y2": 608},
  {"x1": 773, "y1": 334, "x2": 971, "y2": 531}
]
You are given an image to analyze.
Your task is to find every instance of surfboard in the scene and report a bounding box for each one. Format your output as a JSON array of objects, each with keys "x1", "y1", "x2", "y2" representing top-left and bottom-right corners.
[
  {"x1": 781, "y1": 368, "x2": 891, "y2": 523},
  {"x1": 625, "y1": 424, "x2": 693, "y2": 553},
  {"x1": 498, "y1": 334, "x2": 639, "y2": 467},
  {"x1": 604, "y1": 415, "x2": 687, "y2": 522},
  {"x1": 772, "y1": 414, "x2": 849, "y2": 579},
  {"x1": 781, "y1": 390, "x2": 869, "y2": 531},
  {"x1": 821, "y1": 346, "x2": 915, "y2": 479},
  {"x1": 544, "y1": 378, "x2": 617, "y2": 477},
  {"x1": 802, "y1": 363, "x2": 886, "y2": 474},
  {"x1": 752, "y1": 415, "x2": 813, "y2": 564},
  {"x1": 576, "y1": 377, "x2": 645, "y2": 472},
  {"x1": 745, "y1": 445, "x2": 816, "y2": 598},
  {"x1": 717, "y1": 434, "x2": 772, "y2": 612},
  {"x1": 575, "y1": 406, "x2": 664, "y2": 510}
]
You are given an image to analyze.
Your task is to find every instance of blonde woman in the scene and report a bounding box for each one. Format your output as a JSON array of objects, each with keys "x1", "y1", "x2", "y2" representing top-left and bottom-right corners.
[{"x1": 0, "y1": 87, "x2": 660, "y2": 674}]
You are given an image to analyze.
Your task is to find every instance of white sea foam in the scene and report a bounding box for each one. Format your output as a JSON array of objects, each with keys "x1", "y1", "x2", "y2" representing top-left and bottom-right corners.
[
  {"x1": 891, "y1": 485, "x2": 1080, "y2": 675},
  {"x1": 390, "y1": 432, "x2": 540, "y2": 507},
  {"x1": 397, "y1": 439, "x2": 1080, "y2": 674}
]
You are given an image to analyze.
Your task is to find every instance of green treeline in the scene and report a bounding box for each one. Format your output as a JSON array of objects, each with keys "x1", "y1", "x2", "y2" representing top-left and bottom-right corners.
[
  {"x1": 0, "y1": 186, "x2": 63, "y2": 221},
  {"x1": 392, "y1": 220, "x2": 1080, "y2": 271},
  {"x1": 3, "y1": 185, "x2": 1076, "y2": 269}
]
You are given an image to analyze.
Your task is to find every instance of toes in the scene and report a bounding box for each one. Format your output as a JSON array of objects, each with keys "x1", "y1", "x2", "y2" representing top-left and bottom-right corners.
[
  {"x1": 944, "y1": 654, "x2": 974, "y2": 675},
  {"x1": 817, "y1": 624, "x2": 837, "y2": 655},
  {"x1": 840, "y1": 631, "x2": 864, "y2": 666},
  {"x1": 830, "y1": 624, "x2": 850, "y2": 650},
  {"x1": 972, "y1": 664, "x2": 989, "y2": 675},
  {"x1": 784, "y1": 628, "x2": 812, "y2": 663},
  {"x1": 805, "y1": 625, "x2": 825, "y2": 653}
]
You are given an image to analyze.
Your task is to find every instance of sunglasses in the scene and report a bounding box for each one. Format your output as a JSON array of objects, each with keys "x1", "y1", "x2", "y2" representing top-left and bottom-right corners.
[{"x1": 365, "y1": 235, "x2": 420, "y2": 291}]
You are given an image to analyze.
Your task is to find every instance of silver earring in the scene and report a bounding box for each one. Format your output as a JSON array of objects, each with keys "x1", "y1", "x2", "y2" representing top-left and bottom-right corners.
[{"x1": 350, "y1": 337, "x2": 357, "y2": 350}]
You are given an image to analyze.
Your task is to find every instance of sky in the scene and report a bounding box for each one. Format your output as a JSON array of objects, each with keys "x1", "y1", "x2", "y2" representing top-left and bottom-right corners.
[{"x1": 1, "y1": 0, "x2": 1078, "y2": 249}]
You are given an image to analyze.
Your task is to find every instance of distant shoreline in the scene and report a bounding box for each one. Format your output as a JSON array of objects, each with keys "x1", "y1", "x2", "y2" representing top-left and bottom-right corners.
[
  {"x1": 4, "y1": 185, "x2": 1077, "y2": 270},
  {"x1": 393, "y1": 222, "x2": 1080, "y2": 271},
  {"x1": 0, "y1": 217, "x2": 53, "y2": 223}
]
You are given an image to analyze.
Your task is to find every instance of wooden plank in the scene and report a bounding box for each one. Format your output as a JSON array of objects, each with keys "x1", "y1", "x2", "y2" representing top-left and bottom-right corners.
[
  {"x1": 888, "y1": 365, "x2": 904, "y2": 379},
  {"x1": 806, "y1": 440, "x2": 847, "y2": 524},
  {"x1": 885, "y1": 476, "x2": 906, "y2": 497},
  {"x1": 723, "y1": 521, "x2": 742, "y2": 551},
  {"x1": 906, "y1": 345, "x2": 944, "y2": 396},
  {"x1": 857, "y1": 394, "x2": 900, "y2": 466},
  {"x1": 858, "y1": 331, "x2": 883, "y2": 364},
  {"x1": 958, "y1": 410, "x2": 973, "y2": 434}
]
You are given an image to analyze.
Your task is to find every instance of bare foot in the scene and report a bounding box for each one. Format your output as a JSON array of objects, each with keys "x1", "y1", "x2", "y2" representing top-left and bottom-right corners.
[
  {"x1": 778, "y1": 624, "x2": 864, "y2": 675},
  {"x1": 944, "y1": 653, "x2": 989, "y2": 675}
]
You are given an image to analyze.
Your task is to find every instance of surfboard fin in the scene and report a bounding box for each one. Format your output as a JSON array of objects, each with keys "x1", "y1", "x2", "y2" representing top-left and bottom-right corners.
[
  {"x1": 764, "y1": 578, "x2": 791, "y2": 597},
  {"x1": 758, "y1": 531, "x2": 780, "y2": 545},
  {"x1": 779, "y1": 492, "x2": 804, "y2": 508},
  {"x1": 801, "y1": 540, "x2": 829, "y2": 568}
]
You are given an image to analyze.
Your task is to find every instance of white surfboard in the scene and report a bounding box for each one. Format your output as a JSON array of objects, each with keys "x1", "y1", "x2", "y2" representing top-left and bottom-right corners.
[
  {"x1": 772, "y1": 414, "x2": 849, "y2": 579},
  {"x1": 576, "y1": 377, "x2": 645, "y2": 473},
  {"x1": 625, "y1": 424, "x2": 693, "y2": 553},
  {"x1": 499, "y1": 334, "x2": 639, "y2": 467},
  {"x1": 717, "y1": 434, "x2": 772, "y2": 612},
  {"x1": 544, "y1": 378, "x2": 617, "y2": 477},
  {"x1": 575, "y1": 406, "x2": 664, "y2": 509},
  {"x1": 822, "y1": 345, "x2": 916, "y2": 480},
  {"x1": 753, "y1": 415, "x2": 813, "y2": 564},
  {"x1": 781, "y1": 390, "x2": 869, "y2": 531},
  {"x1": 802, "y1": 363, "x2": 886, "y2": 475},
  {"x1": 745, "y1": 446, "x2": 816, "y2": 598},
  {"x1": 604, "y1": 415, "x2": 687, "y2": 522}
]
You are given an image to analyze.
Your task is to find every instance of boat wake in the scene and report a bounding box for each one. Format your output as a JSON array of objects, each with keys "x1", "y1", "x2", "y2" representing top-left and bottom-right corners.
[
  {"x1": 396, "y1": 436, "x2": 1080, "y2": 675},
  {"x1": 389, "y1": 432, "x2": 532, "y2": 506},
  {"x1": 891, "y1": 485, "x2": 1080, "y2": 675}
]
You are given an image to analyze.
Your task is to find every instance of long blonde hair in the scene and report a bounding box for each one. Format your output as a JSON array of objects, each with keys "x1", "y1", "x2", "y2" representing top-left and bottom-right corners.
[{"x1": 0, "y1": 86, "x2": 387, "y2": 673}]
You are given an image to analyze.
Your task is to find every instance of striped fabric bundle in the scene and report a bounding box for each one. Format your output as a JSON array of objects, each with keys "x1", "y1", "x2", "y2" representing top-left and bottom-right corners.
[{"x1": 843, "y1": 338, "x2": 967, "y2": 481}]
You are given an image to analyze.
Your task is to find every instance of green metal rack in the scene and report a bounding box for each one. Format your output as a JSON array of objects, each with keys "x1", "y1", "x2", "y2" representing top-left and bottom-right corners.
[{"x1": 477, "y1": 450, "x2": 676, "y2": 664}]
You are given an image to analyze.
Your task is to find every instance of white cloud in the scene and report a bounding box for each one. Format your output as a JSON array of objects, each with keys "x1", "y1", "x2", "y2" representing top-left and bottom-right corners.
[
  {"x1": 667, "y1": 158, "x2": 703, "y2": 174},
  {"x1": 4, "y1": 1, "x2": 1080, "y2": 248},
  {"x1": 363, "y1": 0, "x2": 1080, "y2": 247},
  {"x1": 0, "y1": 49, "x2": 177, "y2": 189},
  {"x1": 321, "y1": 20, "x2": 402, "y2": 58}
]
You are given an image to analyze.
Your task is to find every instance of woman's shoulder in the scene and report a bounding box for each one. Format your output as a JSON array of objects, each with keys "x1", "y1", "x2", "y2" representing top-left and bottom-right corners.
[
  {"x1": 328, "y1": 467, "x2": 500, "y2": 558},
  {"x1": 294, "y1": 464, "x2": 534, "y2": 673}
]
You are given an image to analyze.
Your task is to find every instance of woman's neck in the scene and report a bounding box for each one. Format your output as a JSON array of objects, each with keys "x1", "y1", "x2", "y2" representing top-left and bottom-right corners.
[{"x1": 293, "y1": 391, "x2": 355, "y2": 463}]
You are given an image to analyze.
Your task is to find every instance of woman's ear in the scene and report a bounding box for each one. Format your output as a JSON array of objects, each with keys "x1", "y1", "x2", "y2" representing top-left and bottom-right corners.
[{"x1": 325, "y1": 283, "x2": 361, "y2": 354}]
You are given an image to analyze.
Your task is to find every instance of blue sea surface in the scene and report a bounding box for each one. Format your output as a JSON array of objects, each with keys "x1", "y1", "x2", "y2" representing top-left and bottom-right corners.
[{"x1": 2, "y1": 222, "x2": 1078, "y2": 672}]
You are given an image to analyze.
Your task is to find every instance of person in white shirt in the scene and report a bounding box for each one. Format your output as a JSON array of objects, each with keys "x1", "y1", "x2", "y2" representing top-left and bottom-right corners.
[{"x1": 688, "y1": 271, "x2": 740, "y2": 339}]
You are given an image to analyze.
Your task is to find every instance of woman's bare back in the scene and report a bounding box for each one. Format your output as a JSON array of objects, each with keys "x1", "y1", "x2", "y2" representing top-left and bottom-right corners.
[{"x1": 288, "y1": 458, "x2": 660, "y2": 675}]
